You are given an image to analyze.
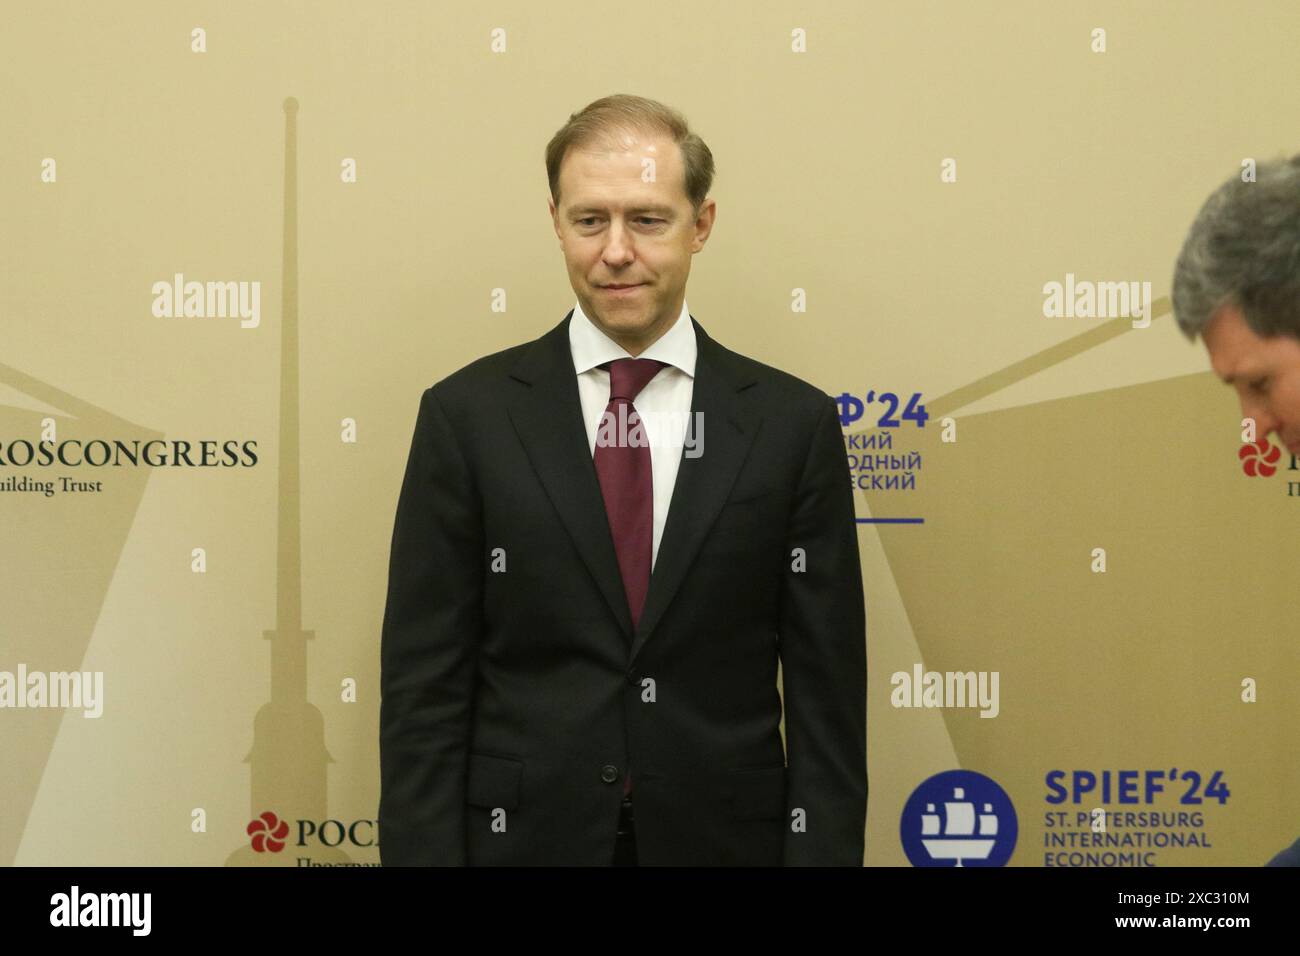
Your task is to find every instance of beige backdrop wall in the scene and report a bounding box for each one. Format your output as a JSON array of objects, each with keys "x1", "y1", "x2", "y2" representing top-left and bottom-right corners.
[{"x1": 3, "y1": 0, "x2": 1298, "y2": 866}]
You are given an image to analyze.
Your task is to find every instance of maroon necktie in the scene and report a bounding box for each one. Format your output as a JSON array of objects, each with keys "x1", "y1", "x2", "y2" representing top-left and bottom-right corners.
[{"x1": 593, "y1": 357, "x2": 666, "y2": 798}]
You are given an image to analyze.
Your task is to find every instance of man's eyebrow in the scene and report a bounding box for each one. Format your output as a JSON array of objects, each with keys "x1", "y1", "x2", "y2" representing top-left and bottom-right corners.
[
  {"x1": 1221, "y1": 367, "x2": 1263, "y2": 385},
  {"x1": 568, "y1": 205, "x2": 676, "y2": 216}
]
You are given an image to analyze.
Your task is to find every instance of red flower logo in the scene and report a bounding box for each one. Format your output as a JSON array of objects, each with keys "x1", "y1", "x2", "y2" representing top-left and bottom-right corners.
[
  {"x1": 247, "y1": 811, "x2": 290, "y2": 852},
  {"x1": 1240, "y1": 439, "x2": 1281, "y2": 477}
]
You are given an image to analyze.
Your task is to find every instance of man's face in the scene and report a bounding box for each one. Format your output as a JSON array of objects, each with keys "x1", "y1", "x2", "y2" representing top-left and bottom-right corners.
[
  {"x1": 1203, "y1": 302, "x2": 1300, "y2": 455},
  {"x1": 549, "y1": 129, "x2": 715, "y2": 356}
]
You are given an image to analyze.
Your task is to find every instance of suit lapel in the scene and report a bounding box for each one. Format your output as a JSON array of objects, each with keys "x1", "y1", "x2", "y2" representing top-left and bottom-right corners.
[
  {"x1": 506, "y1": 310, "x2": 762, "y2": 663},
  {"x1": 507, "y1": 310, "x2": 634, "y2": 639}
]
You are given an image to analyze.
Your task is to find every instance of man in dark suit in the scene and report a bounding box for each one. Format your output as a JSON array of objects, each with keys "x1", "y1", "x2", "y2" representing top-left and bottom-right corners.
[{"x1": 378, "y1": 94, "x2": 866, "y2": 866}]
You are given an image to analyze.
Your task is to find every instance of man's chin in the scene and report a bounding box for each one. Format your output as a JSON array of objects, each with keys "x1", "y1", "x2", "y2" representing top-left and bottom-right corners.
[{"x1": 592, "y1": 304, "x2": 650, "y2": 325}]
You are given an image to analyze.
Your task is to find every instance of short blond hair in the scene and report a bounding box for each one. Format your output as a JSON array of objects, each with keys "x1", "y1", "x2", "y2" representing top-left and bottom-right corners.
[{"x1": 545, "y1": 94, "x2": 715, "y2": 215}]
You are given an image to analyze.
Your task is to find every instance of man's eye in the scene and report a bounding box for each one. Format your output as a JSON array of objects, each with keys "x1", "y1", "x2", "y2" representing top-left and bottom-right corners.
[
  {"x1": 1251, "y1": 378, "x2": 1270, "y2": 391},
  {"x1": 576, "y1": 217, "x2": 661, "y2": 226}
]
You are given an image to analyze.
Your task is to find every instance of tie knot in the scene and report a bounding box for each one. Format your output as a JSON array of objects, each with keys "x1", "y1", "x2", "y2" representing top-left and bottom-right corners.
[{"x1": 603, "y1": 358, "x2": 667, "y2": 403}]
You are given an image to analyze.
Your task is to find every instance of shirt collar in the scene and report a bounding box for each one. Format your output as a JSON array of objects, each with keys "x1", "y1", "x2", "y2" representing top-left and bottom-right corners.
[{"x1": 569, "y1": 296, "x2": 696, "y2": 379}]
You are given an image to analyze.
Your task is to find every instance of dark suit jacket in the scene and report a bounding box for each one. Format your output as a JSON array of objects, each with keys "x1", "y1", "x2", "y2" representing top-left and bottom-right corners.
[
  {"x1": 378, "y1": 310, "x2": 866, "y2": 865},
  {"x1": 1267, "y1": 836, "x2": 1300, "y2": 866}
]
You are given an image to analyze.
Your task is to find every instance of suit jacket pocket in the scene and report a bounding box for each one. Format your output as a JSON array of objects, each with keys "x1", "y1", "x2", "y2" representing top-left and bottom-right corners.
[
  {"x1": 727, "y1": 765, "x2": 787, "y2": 820},
  {"x1": 467, "y1": 752, "x2": 524, "y2": 810}
]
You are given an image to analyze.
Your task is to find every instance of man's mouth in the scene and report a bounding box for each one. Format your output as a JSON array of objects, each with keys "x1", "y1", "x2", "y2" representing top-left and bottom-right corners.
[{"x1": 601, "y1": 283, "x2": 643, "y2": 290}]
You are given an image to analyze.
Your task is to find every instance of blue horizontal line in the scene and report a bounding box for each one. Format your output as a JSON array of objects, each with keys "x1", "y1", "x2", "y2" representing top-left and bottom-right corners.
[{"x1": 856, "y1": 517, "x2": 925, "y2": 524}]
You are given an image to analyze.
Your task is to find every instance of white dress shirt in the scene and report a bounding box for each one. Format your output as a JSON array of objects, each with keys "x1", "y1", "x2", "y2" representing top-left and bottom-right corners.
[{"x1": 568, "y1": 298, "x2": 696, "y2": 571}]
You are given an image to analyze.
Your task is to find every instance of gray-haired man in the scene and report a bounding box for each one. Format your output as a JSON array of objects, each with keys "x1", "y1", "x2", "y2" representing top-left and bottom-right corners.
[
  {"x1": 1172, "y1": 154, "x2": 1300, "y2": 456},
  {"x1": 1171, "y1": 153, "x2": 1300, "y2": 866}
]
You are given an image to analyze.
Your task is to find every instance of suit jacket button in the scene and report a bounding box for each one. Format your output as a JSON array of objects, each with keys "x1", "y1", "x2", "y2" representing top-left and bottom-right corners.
[{"x1": 600, "y1": 764, "x2": 620, "y2": 784}]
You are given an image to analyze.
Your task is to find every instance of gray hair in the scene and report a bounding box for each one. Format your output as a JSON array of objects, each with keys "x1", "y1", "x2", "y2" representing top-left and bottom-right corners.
[{"x1": 1171, "y1": 153, "x2": 1300, "y2": 341}]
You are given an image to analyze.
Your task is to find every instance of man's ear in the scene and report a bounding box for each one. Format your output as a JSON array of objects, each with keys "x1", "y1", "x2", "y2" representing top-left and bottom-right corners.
[
  {"x1": 549, "y1": 198, "x2": 563, "y2": 241},
  {"x1": 692, "y1": 198, "x2": 717, "y2": 252}
]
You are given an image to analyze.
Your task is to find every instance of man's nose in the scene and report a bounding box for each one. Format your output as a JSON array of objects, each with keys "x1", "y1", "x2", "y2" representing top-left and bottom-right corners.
[
  {"x1": 602, "y1": 224, "x2": 634, "y2": 264},
  {"x1": 1243, "y1": 402, "x2": 1278, "y2": 441}
]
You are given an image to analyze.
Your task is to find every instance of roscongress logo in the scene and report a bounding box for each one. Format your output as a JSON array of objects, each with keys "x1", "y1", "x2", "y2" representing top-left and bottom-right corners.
[
  {"x1": 1233, "y1": 429, "x2": 1300, "y2": 496},
  {"x1": 247, "y1": 812, "x2": 291, "y2": 852},
  {"x1": 246, "y1": 811, "x2": 379, "y2": 856},
  {"x1": 0, "y1": 438, "x2": 258, "y2": 468},
  {"x1": 1239, "y1": 439, "x2": 1281, "y2": 477},
  {"x1": 900, "y1": 769, "x2": 1018, "y2": 867},
  {"x1": 0, "y1": 434, "x2": 259, "y2": 497}
]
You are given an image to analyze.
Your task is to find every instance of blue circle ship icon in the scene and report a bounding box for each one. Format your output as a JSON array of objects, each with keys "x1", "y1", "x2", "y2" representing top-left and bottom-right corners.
[{"x1": 900, "y1": 769, "x2": 1018, "y2": 867}]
